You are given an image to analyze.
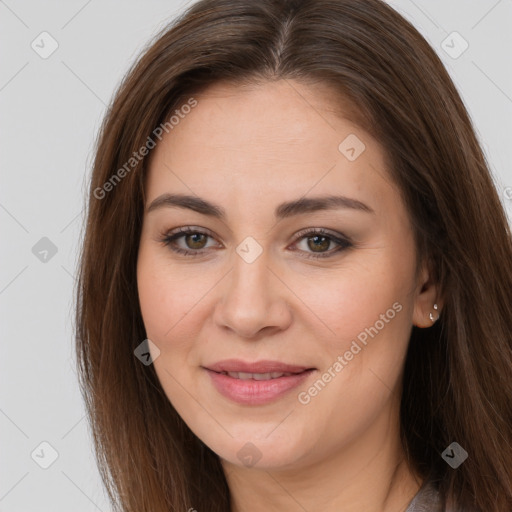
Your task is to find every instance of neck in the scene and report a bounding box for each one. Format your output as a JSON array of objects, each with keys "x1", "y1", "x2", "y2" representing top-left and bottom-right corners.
[{"x1": 221, "y1": 396, "x2": 422, "y2": 512}]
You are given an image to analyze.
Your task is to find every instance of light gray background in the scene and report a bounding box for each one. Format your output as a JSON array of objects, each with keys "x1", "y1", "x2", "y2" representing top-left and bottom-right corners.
[{"x1": 1, "y1": 1, "x2": 511, "y2": 510}]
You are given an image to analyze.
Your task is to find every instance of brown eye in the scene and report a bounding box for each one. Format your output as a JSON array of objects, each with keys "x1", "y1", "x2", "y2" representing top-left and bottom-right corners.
[
  {"x1": 161, "y1": 226, "x2": 352, "y2": 260},
  {"x1": 160, "y1": 227, "x2": 219, "y2": 257},
  {"x1": 291, "y1": 228, "x2": 353, "y2": 260},
  {"x1": 306, "y1": 235, "x2": 331, "y2": 253},
  {"x1": 183, "y1": 233, "x2": 208, "y2": 250}
]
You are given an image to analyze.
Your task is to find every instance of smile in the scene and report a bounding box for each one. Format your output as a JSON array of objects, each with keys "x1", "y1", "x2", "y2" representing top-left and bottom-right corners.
[
  {"x1": 204, "y1": 367, "x2": 315, "y2": 405},
  {"x1": 219, "y1": 371, "x2": 297, "y2": 380}
]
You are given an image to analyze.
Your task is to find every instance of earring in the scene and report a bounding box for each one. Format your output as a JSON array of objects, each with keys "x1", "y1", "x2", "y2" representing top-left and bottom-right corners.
[{"x1": 429, "y1": 303, "x2": 439, "y2": 323}]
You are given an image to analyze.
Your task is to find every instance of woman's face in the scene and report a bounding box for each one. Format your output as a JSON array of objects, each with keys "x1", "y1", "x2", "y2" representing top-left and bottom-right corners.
[{"x1": 137, "y1": 79, "x2": 435, "y2": 471}]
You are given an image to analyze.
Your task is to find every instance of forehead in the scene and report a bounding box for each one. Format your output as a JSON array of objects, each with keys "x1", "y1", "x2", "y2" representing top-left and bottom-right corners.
[
  {"x1": 167, "y1": 79, "x2": 365, "y2": 154},
  {"x1": 145, "y1": 79, "x2": 394, "y2": 217}
]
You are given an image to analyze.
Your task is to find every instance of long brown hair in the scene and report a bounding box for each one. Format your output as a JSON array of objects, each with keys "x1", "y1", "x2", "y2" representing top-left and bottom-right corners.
[{"x1": 75, "y1": 0, "x2": 512, "y2": 510}]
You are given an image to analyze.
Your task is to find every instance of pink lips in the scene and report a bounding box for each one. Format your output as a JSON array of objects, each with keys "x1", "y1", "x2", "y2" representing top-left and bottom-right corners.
[{"x1": 203, "y1": 359, "x2": 316, "y2": 405}]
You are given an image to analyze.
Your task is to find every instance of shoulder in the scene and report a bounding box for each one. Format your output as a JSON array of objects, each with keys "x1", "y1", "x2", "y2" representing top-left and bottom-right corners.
[
  {"x1": 405, "y1": 481, "x2": 478, "y2": 512},
  {"x1": 405, "y1": 480, "x2": 442, "y2": 512}
]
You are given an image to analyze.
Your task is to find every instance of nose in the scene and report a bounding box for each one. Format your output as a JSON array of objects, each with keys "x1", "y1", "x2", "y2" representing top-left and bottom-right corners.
[{"x1": 212, "y1": 251, "x2": 293, "y2": 339}]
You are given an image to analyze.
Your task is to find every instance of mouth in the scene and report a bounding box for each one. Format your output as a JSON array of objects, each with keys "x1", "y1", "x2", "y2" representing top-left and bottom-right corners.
[
  {"x1": 213, "y1": 370, "x2": 306, "y2": 380},
  {"x1": 204, "y1": 359, "x2": 315, "y2": 375},
  {"x1": 202, "y1": 360, "x2": 316, "y2": 405}
]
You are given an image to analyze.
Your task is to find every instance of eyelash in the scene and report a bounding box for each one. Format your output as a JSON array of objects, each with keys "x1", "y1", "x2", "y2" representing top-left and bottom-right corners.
[{"x1": 159, "y1": 226, "x2": 353, "y2": 260}]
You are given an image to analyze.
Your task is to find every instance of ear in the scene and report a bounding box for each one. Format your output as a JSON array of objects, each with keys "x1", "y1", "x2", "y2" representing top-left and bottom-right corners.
[{"x1": 412, "y1": 261, "x2": 442, "y2": 328}]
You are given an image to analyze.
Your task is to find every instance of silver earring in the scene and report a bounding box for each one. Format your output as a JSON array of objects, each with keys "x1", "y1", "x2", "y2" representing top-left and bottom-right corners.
[{"x1": 429, "y1": 303, "x2": 439, "y2": 323}]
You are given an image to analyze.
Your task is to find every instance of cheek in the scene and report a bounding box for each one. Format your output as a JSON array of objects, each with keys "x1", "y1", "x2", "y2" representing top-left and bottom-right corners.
[
  {"x1": 136, "y1": 247, "x2": 195, "y2": 343},
  {"x1": 137, "y1": 245, "x2": 202, "y2": 342},
  {"x1": 295, "y1": 271, "x2": 412, "y2": 446},
  {"x1": 136, "y1": 250, "x2": 205, "y2": 401},
  {"x1": 137, "y1": 266, "x2": 170, "y2": 340},
  {"x1": 303, "y1": 249, "x2": 415, "y2": 405},
  {"x1": 310, "y1": 263, "x2": 410, "y2": 347},
  {"x1": 136, "y1": 248, "x2": 223, "y2": 380}
]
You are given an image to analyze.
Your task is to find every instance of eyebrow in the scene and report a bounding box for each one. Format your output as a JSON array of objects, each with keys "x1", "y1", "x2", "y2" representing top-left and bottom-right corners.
[{"x1": 146, "y1": 193, "x2": 375, "y2": 219}]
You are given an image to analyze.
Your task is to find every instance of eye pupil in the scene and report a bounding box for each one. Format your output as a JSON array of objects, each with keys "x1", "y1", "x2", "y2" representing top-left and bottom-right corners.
[
  {"x1": 308, "y1": 235, "x2": 330, "y2": 252},
  {"x1": 186, "y1": 233, "x2": 207, "y2": 249}
]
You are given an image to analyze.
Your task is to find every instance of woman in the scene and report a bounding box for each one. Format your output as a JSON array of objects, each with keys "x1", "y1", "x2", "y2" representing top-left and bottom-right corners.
[{"x1": 75, "y1": 0, "x2": 512, "y2": 510}]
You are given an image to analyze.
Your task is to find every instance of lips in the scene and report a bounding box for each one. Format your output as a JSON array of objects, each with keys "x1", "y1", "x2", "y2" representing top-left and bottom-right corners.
[
  {"x1": 221, "y1": 371, "x2": 297, "y2": 380},
  {"x1": 202, "y1": 359, "x2": 316, "y2": 405}
]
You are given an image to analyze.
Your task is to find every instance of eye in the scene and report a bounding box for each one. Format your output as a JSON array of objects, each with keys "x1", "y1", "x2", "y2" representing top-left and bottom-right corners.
[
  {"x1": 288, "y1": 227, "x2": 353, "y2": 259},
  {"x1": 159, "y1": 226, "x2": 219, "y2": 257},
  {"x1": 159, "y1": 226, "x2": 352, "y2": 259}
]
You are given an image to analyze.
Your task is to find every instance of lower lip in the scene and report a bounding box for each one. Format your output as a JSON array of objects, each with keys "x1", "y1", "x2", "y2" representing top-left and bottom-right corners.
[{"x1": 204, "y1": 368, "x2": 315, "y2": 405}]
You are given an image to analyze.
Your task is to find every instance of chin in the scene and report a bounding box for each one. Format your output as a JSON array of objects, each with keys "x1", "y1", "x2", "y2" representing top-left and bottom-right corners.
[{"x1": 204, "y1": 429, "x2": 313, "y2": 470}]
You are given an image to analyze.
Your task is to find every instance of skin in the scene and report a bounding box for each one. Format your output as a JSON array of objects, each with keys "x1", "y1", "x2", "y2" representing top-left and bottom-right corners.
[{"x1": 136, "y1": 79, "x2": 441, "y2": 512}]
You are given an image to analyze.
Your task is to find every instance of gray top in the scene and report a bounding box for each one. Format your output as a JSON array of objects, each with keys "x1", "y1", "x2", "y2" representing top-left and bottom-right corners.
[{"x1": 405, "y1": 481, "x2": 443, "y2": 512}]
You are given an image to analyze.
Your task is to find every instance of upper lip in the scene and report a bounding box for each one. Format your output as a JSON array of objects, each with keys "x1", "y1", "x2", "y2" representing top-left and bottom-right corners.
[{"x1": 204, "y1": 359, "x2": 314, "y2": 374}]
